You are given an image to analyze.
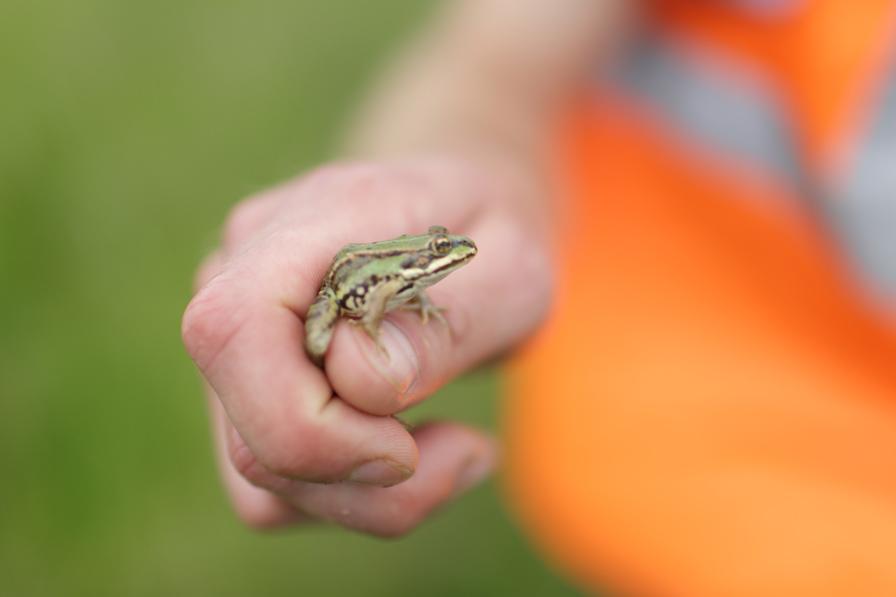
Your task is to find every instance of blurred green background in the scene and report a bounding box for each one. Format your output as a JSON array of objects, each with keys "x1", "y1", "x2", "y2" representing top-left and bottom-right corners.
[{"x1": 0, "y1": 1, "x2": 583, "y2": 595}]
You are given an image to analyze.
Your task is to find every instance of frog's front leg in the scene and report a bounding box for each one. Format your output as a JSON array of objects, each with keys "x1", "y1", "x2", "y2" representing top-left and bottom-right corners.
[
  {"x1": 359, "y1": 279, "x2": 406, "y2": 357},
  {"x1": 401, "y1": 291, "x2": 448, "y2": 327}
]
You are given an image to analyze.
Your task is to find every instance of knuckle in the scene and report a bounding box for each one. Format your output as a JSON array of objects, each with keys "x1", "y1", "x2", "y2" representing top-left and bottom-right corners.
[
  {"x1": 193, "y1": 252, "x2": 224, "y2": 292},
  {"x1": 222, "y1": 196, "x2": 270, "y2": 248},
  {"x1": 253, "y1": 443, "x2": 305, "y2": 480},
  {"x1": 181, "y1": 283, "x2": 243, "y2": 371},
  {"x1": 325, "y1": 163, "x2": 387, "y2": 202},
  {"x1": 301, "y1": 161, "x2": 381, "y2": 194},
  {"x1": 228, "y1": 436, "x2": 269, "y2": 486},
  {"x1": 228, "y1": 429, "x2": 301, "y2": 492},
  {"x1": 224, "y1": 397, "x2": 343, "y2": 485},
  {"x1": 251, "y1": 421, "x2": 331, "y2": 482},
  {"x1": 301, "y1": 162, "x2": 421, "y2": 221}
]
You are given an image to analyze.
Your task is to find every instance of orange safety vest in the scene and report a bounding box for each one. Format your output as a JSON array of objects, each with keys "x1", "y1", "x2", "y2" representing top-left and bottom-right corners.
[{"x1": 505, "y1": 1, "x2": 896, "y2": 596}]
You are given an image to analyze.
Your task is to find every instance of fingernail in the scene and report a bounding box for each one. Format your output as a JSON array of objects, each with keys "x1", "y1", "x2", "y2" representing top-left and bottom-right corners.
[
  {"x1": 453, "y1": 451, "x2": 496, "y2": 497},
  {"x1": 348, "y1": 458, "x2": 414, "y2": 487},
  {"x1": 357, "y1": 320, "x2": 419, "y2": 396}
]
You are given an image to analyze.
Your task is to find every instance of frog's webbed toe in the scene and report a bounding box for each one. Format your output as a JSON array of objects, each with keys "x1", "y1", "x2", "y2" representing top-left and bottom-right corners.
[
  {"x1": 342, "y1": 314, "x2": 393, "y2": 361},
  {"x1": 402, "y1": 292, "x2": 448, "y2": 327}
]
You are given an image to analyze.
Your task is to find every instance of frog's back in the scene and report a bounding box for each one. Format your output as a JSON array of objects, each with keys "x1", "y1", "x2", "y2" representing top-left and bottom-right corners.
[
  {"x1": 328, "y1": 254, "x2": 374, "y2": 288},
  {"x1": 325, "y1": 235, "x2": 426, "y2": 283}
]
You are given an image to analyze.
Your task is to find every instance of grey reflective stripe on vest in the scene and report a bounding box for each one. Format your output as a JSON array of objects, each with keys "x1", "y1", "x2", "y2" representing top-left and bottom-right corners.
[
  {"x1": 610, "y1": 34, "x2": 811, "y2": 197},
  {"x1": 829, "y1": 61, "x2": 896, "y2": 297},
  {"x1": 607, "y1": 32, "x2": 896, "y2": 300},
  {"x1": 725, "y1": 0, "x2": 807, "y2": 18}
]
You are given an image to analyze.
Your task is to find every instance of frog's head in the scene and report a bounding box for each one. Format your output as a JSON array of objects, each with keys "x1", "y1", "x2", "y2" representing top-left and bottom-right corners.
[{"x1": 399, "y1": 225, "x2": 477, "y2": 285}]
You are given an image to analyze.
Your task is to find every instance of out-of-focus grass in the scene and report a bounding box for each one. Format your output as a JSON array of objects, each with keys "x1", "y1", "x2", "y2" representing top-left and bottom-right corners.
[{"x1": 0, "y1": 1, "x2": 581, "y2": 595}]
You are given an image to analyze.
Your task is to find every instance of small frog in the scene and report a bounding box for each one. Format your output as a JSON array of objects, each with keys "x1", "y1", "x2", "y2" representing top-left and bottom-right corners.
[{"x1": 304, "y1": 225, "x2": 477, "y2": 364}]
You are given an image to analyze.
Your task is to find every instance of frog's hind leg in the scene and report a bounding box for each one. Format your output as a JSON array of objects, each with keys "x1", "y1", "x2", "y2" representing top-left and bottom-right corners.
[
  {"x1": 304, "y1": 286, "x2": 340, "y2": 366},
  {"x1": 401, "y1": 291, "x2": 448, "y2": 327}
]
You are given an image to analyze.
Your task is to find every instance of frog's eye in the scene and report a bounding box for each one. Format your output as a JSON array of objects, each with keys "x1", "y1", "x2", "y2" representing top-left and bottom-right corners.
[
  {"x1": 431, "y1": 235, "x2": 452, "y2": 255},
  {"x1": 428, "y1": 225, "x2": 448, "y2": 235}
]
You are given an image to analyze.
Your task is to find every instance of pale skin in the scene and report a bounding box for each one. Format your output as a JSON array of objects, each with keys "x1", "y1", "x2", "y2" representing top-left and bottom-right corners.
[{"x1": 182, "y1": 0, "x2": 629, "y2": 536}]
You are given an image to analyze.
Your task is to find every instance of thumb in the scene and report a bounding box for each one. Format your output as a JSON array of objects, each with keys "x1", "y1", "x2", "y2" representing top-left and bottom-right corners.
[{"x1": 326, "y1": 213, "x2": 553, "y2": 416}]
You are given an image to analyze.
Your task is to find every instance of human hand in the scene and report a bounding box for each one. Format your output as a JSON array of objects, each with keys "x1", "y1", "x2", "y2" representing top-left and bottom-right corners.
[{"x1": 182, "y1": 157, "x2": 552, "y2": 536}]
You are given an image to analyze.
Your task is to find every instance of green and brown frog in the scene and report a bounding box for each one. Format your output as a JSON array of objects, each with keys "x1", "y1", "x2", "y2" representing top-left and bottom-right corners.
[{"x1": 304, "y1": 226, "x2": 477, "y2": 364}]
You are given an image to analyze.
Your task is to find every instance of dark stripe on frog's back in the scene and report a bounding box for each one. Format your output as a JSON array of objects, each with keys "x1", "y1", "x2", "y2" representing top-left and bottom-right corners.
[
  {"x1": 324, "y1": 247, "x2": 422, "y2": 287},
  {"x1": 325, "y1": 234, "x2": 432, "y2": 282}
]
